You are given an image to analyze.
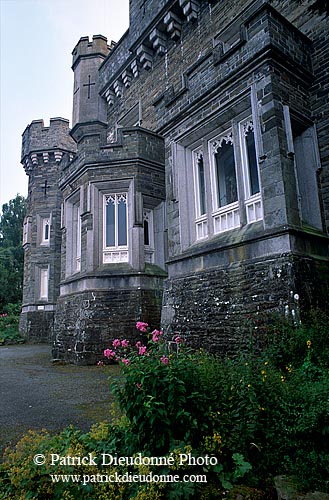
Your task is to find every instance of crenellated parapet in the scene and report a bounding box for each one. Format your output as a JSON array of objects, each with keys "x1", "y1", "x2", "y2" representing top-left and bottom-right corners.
[
  {"x1": 21, "y1": 118, "x2": 77, "y2": 174},
  {"x1": 72, "y1": 35, "x2": 113, "y2": 70},
  {"x1": 71, "y1": 35, "x2": 116, "y2": 130}
]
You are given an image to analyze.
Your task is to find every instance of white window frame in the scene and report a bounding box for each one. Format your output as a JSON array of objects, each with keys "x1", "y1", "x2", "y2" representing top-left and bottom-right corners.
[
  {"x1": 64, "y1": 192, "x2": 82, "y2": 277},
  {"x1": 75, "y1": 206, "x2": 81, "y2": 272},
  {"x1": 192, "y1": 148, "x2": 208, "y2": 240},
  {"x1": 39, "y1": 267, "x2": 49, "y2": 300},
  {"x1": 103, "y1": 193, "x2": 129, "y2": 263},
  {"x1": 23, "y1": 217, "x2": 31, "y2": 245},
  {"x1": 41, "y1": 217, "x2": 50, "y2": 245},
  {"x1": 143, "y1": 209, "x2": 155, "y2": 263},
  {"x1": 239, "y1": 118, "x2": 263, "y2": 224},
  {"x1": 209, "y1": 129, "x2": 240, "y2": 234},
  {"x1": 182, "y1": 113, "x2": 264, "y2": 246}
]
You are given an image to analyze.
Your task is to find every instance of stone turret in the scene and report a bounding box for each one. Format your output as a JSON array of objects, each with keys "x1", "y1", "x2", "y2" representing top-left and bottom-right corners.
[
  {"x1": 21, "y1": 118, "x2": 76, "y2": 172},
  {"x1": 71, "y1": 35, "x2": 112, "y2": 141},
  {"x1": 19, "y1": 118, "x2": 76, "y2": 342}
]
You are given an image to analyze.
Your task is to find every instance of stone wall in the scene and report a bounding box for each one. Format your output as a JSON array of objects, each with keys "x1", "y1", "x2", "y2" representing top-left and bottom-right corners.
[
  {"x1": 19, "y1": 310, "x2": 53, "y2": 343},
  {"x1": 53, "y1": 280, "x2": 163, "y2": 364},
  {"x1": 162, "y1": 251, "x2": 329, "y2": 354}
]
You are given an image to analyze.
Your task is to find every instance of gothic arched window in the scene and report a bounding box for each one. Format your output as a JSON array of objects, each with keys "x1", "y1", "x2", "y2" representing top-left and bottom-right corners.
[{"x1": 103, "y1": 193, "x2": 128, "y2": 263}]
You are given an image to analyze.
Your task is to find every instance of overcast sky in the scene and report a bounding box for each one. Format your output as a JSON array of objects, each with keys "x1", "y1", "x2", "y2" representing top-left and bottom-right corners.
[{"x1": 0, "y1": 0, "x2": 129, "y2": 206}]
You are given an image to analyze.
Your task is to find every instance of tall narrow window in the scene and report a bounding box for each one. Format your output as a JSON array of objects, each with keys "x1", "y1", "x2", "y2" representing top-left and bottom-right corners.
[
  {"x1": 103, "y1": 193, "x2": 128, "y2": 263},
  {"x1": 210, "y1": 131, "x2": 240, "y2": 233},
  {"x1": 41, "y1": 218, "x2": 50, "y2": 244},
  {"x1": 23, "y1": 217, "x2": 31, "y2": 245},
  {"x1": 117, "y1": 196, "x2": 127, "y2": 247},
  {"x1": 240, "y1": 120, "x2": 262, "y2": 223},
  {"x1": 214, "y1": 135, "x2": 238, "y2": 208},
  {"x1": 40, "y1": 267, "x2": 49, "y2": 300},
  {"x1": 144, "y1": 209, "x2": 154, "y2": 263},
  {"x1": 282, "y1": 107, "x2": 323, "y2": 230},
  {"x1": 65, "y1": 199, "x2": 82, "y2": 277},
  {"x1": 196, "y1": 153, "x2": 206, "y2": 216},
  {"x1": 193, "y1": 149, "x2": 208, "y2": 240},
  {"x1": 75, "y1": 206, "x2": 81, "y2": 272},
  {"x1": 244, "y1": 123, "x2": 259, "y2": 195},
  {"x1": 144, "y1": 218, "x2": 150, "y2": 246}
]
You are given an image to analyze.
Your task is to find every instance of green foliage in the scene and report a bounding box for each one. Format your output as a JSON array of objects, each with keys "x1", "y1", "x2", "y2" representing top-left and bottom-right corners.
[
  {"x1": 112, "y1": 349, "x2": 215, "y2": 454},
  {"x1": 255, "y1": 309, "x2": 329, "y2": 370},
  {"x1": 1, "y1": 313, "x2": 328, "y2": 498},
  {"x1": 0, "y1": 302, "x2": 24, "y2": 344},
  {"x1": 0, "y1": 195, "x2": 27, "y2": 309},
  {"x1": 0, "y1": 195, "x2": 27, "y2": 248}
]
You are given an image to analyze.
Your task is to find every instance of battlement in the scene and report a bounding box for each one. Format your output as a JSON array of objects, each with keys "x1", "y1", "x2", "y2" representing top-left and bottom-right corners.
[
  {"x1": 21, "y1": 118, "x2": 76, "y2": 163},
  {"x1": 72, "y1": 35, "x2": 112, "y2": 69}
]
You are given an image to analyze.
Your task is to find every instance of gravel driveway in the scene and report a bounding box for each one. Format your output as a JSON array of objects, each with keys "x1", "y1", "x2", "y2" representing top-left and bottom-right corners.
[{"x1": 0, "y1": 344, "x2": 119, "y2": 455}]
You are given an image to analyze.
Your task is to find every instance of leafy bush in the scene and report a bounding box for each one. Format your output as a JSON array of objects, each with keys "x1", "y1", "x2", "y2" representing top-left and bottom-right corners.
[
  {"x1": 107, "y1": 320, "x2": 329, "y2": 493},
  {"x1": 1, "y1": 313, "x2": 328, "y2": 498},
  {"x1": 110, "y1": 330, "x2": 219, "y2": 454},
  {"x1": 250, "y1": 308, "x2": 329, "y2": 370},
  {"x1": 0, "y1": 302, "x2": 24, "y2": 344}
]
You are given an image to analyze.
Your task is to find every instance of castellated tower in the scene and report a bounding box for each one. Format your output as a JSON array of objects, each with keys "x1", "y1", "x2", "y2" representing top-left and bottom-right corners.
[
  {"x1": 51, "y1": 33, "x2": 166, "y2": 364},
  {"x1": 71, "y1": 35, "x2": 112, "y2": 141},
  {"x1": 20, "y1": 118, "x2": 76, "y2": 341}
]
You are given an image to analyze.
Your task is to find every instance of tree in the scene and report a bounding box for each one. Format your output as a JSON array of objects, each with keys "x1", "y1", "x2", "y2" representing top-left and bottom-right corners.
[
  {"x1": 0, "y1": 195, "x2": 27, "y2": 248},
  {"x1": 0, "y1": 194, "x2": 27, "y2": 309}
]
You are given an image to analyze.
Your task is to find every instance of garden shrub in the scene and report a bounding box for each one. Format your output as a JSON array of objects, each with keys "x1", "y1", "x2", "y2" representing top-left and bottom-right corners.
[
  {"x1": 1, "y1": 313, "x2": 328, "y2": 498},
  {"x1": 108, "y1": 320, "x2": 329, "y2": 493},
  {"x1": 0, "y1": 302, "x2": 24, "y2": 344}
]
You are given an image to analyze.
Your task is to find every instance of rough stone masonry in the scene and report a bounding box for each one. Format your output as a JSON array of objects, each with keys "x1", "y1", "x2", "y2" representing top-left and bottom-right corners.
[{"x1": 20, "y1": 0, "x2": 329, "y2": 363}]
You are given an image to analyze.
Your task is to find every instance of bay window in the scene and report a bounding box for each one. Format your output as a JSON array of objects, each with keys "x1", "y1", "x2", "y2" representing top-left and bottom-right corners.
[{"x1": 190, "y1": 116, "x2": 262, "y2": 241}]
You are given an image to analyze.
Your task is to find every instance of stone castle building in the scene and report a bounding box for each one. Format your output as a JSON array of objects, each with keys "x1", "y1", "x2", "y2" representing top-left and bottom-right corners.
[{"x1": 20, "y1": 0, "x2": 329, "y2": 364}]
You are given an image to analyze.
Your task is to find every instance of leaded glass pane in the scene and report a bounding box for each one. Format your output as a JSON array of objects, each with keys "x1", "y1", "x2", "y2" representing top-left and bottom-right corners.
[
  {"x1": 215, "y1": 142, "x2": 238, "y2": 207},
  {"x1": 198, "y1": 155, "x2": 206, "y2": 216},
  {"x1": 144, "y1": 219, "x2": 150, "y2": 246},
  {"x1": 245, "y1": 128, "x2": 259, "y2": 195},
  {"x1": 118, "y1": 198, "x2": 127, "y2": 246},
  {"x1": 44, "y1": 222, "x2": 49, "y2": 241},
  {"x1": 106, "y1": 201, "x2": 115, "y2": 247}
]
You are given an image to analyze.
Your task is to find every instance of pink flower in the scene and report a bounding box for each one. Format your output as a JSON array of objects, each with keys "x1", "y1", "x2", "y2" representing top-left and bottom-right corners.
[
  {"x1": 97, "y1": 360, "x2": 105, "y2": 366},
  {"x1": 175, "y1": 336, "x2": 183, "y2": 344},
  {"x1": 136, "y1": 321, "x2": 148, "y2": 333},
  {"x1": 136, "y1": 383, "x2": 142, "y2": 389},
  {"x1": 152, "y1": 329, "x2": 163, "y2": 342},
  {"x1": 104, "y1": 349, "x2": 116, "y2": 359},
  {"x1": 121, "y1": 339, "x2": 129, "y2": 347},
  {"x1": 112, "y1": 339, "x2": 121, "y2": 348},
  {"x1": 136, "y1": 341, "x2": 142, "y2": 348},
  {"x1": 121, "y1": 358, "x2": 130, "y2": 365},
  {"x1": 160, "y1": 356, "x2": 169, "y2": 365},
  {"x1": 138, "y1": 346, "x2": 147, "y2": 355}
]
